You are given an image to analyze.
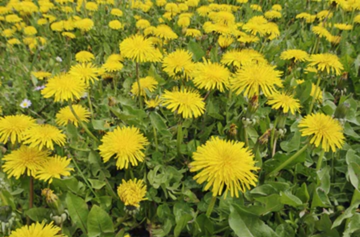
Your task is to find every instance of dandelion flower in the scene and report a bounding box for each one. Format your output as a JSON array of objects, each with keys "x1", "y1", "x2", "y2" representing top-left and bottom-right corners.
[
  {"x1": 120, "y1": 34, "x2": 162, "y2": 63},
  {"x1": 111, "y1": 8, "x2": 123, "y2": 16},
  {"x1": 75, "y1": 51, "x2": 94, "y2": 63},
  {"x1": 145, "y1": 96, "x2": 161, "y2": 109},
  {"x1": 221, "y1": 49, "x2": 267, "y2": 68},
  {"x1": 98, "y1": 126, "x2": 149, "y2": 169},
  {"x1": 69, "y1": 63, "x2": 99, "y2": 85},
  {"x1": 162, "y1": 88, "x2": 205, "y2": 119},
  {"x1": 334, "y1": 23, "x2": 353, "y2": 31},
  {"x1": 154, "y1": 24, "x2": 178, "y2": 40},
  {"x1": 230, "y1": 63, "x2": 283, "y2": 97},
  {"x1": 56, "y1": 104, "x2": 90, "y2": 127},
  {"x1": 310, "y1": 83, "x2": 323, "y2": 103},
  {"x1": 9, "y1": 222, "x2": 64, "y2": 237},
  {"x1": 109, "y1": 20, "x2": 123, "y2": 30},
  {"x1": 41, "y1": 73, "x2": 87, "y2": 102},
  {"x1": 299, "y1": 113, "x2": 344, "y2": 152},
  {"x1": 75, "y1": 18, "x2": 94, "y2": 31},
  {"x1": 308, "y1": 53, "x2": 343, "y2": 75},
  {"x1": 185, "y1": 29, "x2": 201, "y2": 37},
  {"x1": 192, "y1": 59, "x2": 230, "y2": 92},
  {"x1": 24, "y1": 26, "x2": 37, "y2": 36},
  {"x1": 36, "y1": 155, "x2": 73, "y2": 183},
  {"x1": 117, "y1": 179, "x2": 147, "y2": 208},
  {"x1": 32, "y1": 71, "x2": 52, "y2": 80},
  {"x1": 190, "y1": 137, "x2": 258, "y2": 198},
  {"x1": 280, "y1": 49, "x2": 309, "y2": 62},
  {"x1": 0, "y1": 115, "x2": 36, "y2": 144},
  {"x1": 130, "y1": 76, "x2": 158, "y2": 97},
  {"x1": 267, "y1": 92, "x2": 301, "y2": 114},
  {"x1": 102, "y1": 60, "x2": 124, "y2": 72},
  {"x1": 2, "y1": 146, "x2": 49, "y2": 179},
  {"x1": 162, "y1": 49, "x2": 195, "y2": 79},
  {"x1": 22, "y1": 124, "x2": 66, "y2": 150}
]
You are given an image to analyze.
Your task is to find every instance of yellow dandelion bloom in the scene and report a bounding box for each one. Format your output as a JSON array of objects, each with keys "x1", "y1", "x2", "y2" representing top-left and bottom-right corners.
[
  {"x1": 312, "y1": 25, "x2": 332, "y2": 40},
  {"x1": 22, "y1": 124, "x2": 66, "y2": 150},
  {"x1": 221, "y1": 49, "x2": 267, "y2": 68},
  {"x1": 32, "y1": 71, "x2": 52, "y2": 80},
  {"x1": 36, "y1": 155, "x2": 74, "y2": 183},
  {"x1": 41, "y1": 73, "x2": 87, "y2": 102},
  {"x1": 75, "y1": 51, "x2": 94, "y2": 63},
  {"x1": 311, "y1": 83, "x2": 323, "y2": 103},
  {"x1": 177, "y1": 16, "x2": 190, "y2": 28},
  {"x1": 24, "y1": 26, "x2": 37, "y2": 36},
  {"x1": 109, "y1": 20, "x2": 123, "y2": 30},
  {"x1": 9, "y1": 222, "x2": 64, "y2": 237},
  {"x1": 69, "y1": 63, "x2": 99, "y2": 85},
  {"x1": 2, "y1": 146, "x2": 49, "y2": 179},
  {"x1": 111, "y1": 8, "x2": 123, "y2": 16},
  {"x1": 230, "y1": 63, "x2": 283, "y2": 97},
  {"x1": 136, "y1": 19, "x2": 150, "y2": 29},
  {"x1": 62, "y1": 32, "x2": 76, "y2": 39},
  {"x1": 299, "y1": 113, "x2": 345, "y2": 152},
  {"x1": 308, "y1": 53, "x2": 343, "y2": 75},
  {"x1": 162, "y1": 88, "x2": 205, "y2": 119},
  {"x1": 190, "y1": 137, "x2": 258, "y2": 198},
  {"x1": 102, "y1": 60, "x2": 124, "y2": 72},
  {"x1": 185, "y1": 28, "x2": 202, "y2": 37},
  {"x1": 130, "y1": 76, "x2": 158, "y2": 97},
  {"x1": 162, "y1": 49, "x2": 195, "y2": 79},
  {"x1": 75, "y1": 18, "x2": 94, "y2": 31},
  {"x1": 264, "y1": 10, "x2": 282, "y2": 19},
  {"x1": 119, "y1": 34, "x2": 162, "y2": 63},
  {"x1": 117, "y1": 179, "x2": 147, "y2": 208},
  {"x1": 56, "y1": 104, "x2": 90, "y2": 127},
  {"x1": 280, "y1": 49, "x2": 309, "y2": 62},
  {"x1": 267, "y1": 92, "x2": 301, "y2": 114},
  {"x1": 145, "y1": 96, "x2": 161, "y2": 109},
  {"x1": 192, "y1": 59, "x2": 230, "y2": 92},
  {"x1": 0, "y1": 115, "x2": 36, "y2": 144},
  {"x1": 334, "y1": 23, "x2": 353, "y2": 31},
  {"x1": 154, "y1": 24, "x2": 178, "y2": 40},
  {"x1": 218, "y1": 35, "x2": 234, "y2": 48},
  {"x1": 98, "y1": 126, "x2": 149, "y2": 169}
]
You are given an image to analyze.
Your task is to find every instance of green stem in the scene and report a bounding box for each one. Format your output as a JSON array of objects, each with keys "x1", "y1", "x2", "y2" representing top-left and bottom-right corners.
[
  {"x1": 267, "y1": 144, "x2": 309, "y2": 177},
  {"x1": 136, "y1": 62, "x2": 143, "y2": 109},
  {"x1": 226, "y1": 90, "x2": 232, "y2": 124},
  {"x1": 177, "y1": 122, "x2": 183, "y2": 156},
  {"x1": 244, "y1": 125, "x2": 249, "y2": 147},
  {"x1": 206, "y1": 196, "x2": 217, "y2": 217},
  {"x1": 71, "y1": 156, "x2": 98, "y2": 198},
  {"x1": 87, "y1": 88, "x2": 94, "y2": 118},
  {"x1": 308, "y1": 75, "x2": 322, "y2": 114},
  {"x1": 69, "y1": 103, "x2": 100, "y2": 143},
  {"x1": 27, "y1": 175, "x2": 34, "y2": 224},
  {"x1": 270, "y1": 117, "x2": 278, "y2": 154},
  {"x1": 316, "y1": 149, "x2": 325, "y2": 172},
  {"x1": 153, "y1": 126, "x2": 158, "y2": 151}
]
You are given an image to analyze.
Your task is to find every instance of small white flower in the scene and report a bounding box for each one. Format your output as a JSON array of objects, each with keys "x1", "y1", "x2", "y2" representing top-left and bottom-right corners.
[
  {"x1": 20, "y1": 99, "x2": 32, "y2": 108},
  {"x1": 34, "y1": 85, "x2": 45, "y2": 91},
  {"x1": 56, "y1": 56, "x2": 62, "y2": 62}
]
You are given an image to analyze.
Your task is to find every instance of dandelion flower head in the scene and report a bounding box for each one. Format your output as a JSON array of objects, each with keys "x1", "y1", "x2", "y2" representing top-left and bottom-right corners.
[
  {"x1": 190, "y1": 137, "x2": 258, "y2": 198},
  {"x1": 55, "y1": 104, "x2": 90, "y2": 127},
  {"x1": 2, "y1": 146, "x2": 49, "y2": 179},
  {"x1": 162, "y1": 49, "x2": 195, "y2": 79},
  {"x1": 308, "y1": 53, "x2": 344, "y2": 75},
  {"x1": 22, "y1": 124, "x2": 66, "y2": 150},
  {"x1": 0, "y1": 114, "x2": 36, "y2": 144},
  {"x1": 98, "y1": 126, "x2": 149, "y2": 169},
  {"x1": 130, "y1": 76, "x2": 158, "y2": 97},
  {"x1": 36, "y1": 155, "x2": 74, "y2": 183},
  {"x1": 299, "y1": 113, "x2": 345, "y2": 152},
  {"x1": 267, "y1": 92, "x2": 301, "y2": 115},
  {"x1": 9, "y1": 222, "x2": 64, "y2": 237},
  {"x1": 117, "y1": 179, "x2": 147, "y2": 208}
]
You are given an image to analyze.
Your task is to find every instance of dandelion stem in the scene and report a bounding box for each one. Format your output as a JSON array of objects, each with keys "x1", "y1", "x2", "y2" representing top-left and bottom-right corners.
[
  {"x1": 177, "y1": 122, "x2": 183, "y2": 156},
  {"x1": 71, "y1": 156, "x2": 98, "y2": 198},
  {"x1": 69, "y1": 103, "x2": 100, "y2": 143},
  {"x1": 27, "y1": 175, "x2": 34, "y2": 224},
  {"x1": 206, "y1": 196, "x2": 217, "y2": 217},
  {"x1": 316, "y1": 149, "x2": 325, "y2": 172},
  {"x1": 136, "y1": 62, "x2": 143, "y2": 109},
  {"x1": 308, "y1": 75, "x2": 322, "y2": 114},
  {"x1": 153, "y1": 126, "x2": 158, "y2": 151},
  {"x1": 270, "y1": 117, "x2": 278, "y2": 155},
  {"x1": 244, "y1": 125, "x2": 249, "y2": 147},
  {"x1": 267, "y1": 144, "x2": 308, "y2": 177},
  {"x1": 87, "y1": 88, "x2": 94, "y2": 118}
]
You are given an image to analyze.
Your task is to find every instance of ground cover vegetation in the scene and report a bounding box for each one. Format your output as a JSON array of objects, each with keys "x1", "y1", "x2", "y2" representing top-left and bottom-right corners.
[{"x1": 0, "y1": 0, "x2": 360, "y2": 236}]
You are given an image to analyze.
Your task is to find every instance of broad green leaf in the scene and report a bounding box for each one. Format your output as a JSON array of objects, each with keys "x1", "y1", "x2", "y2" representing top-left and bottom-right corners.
[
  {"x1": 296, "y1": 183, "x2": 310, "y2": 203},
  {"x1": 280, "y1": 191, "x2": 303, "y2": 207},
  {"x1": 25, "y1": 208, "x2": 51, "y2": 222},
  {"x1": 332, "y1": 202, "x2": 360, "y2": 229},
  {"x1": 174, "y1": 214, "x2": 192, "y2": 237},
  {"x1": 343, "y1": 213, "x2": 360, "y2": 237},
  {"x1": 187, "y1": 41, "x2": 205, "y2": 61},
  {"x1": 88, "y1": 179, "x2": 106, "y2": 190},
  {"x1": 66, "y1": 192, "x2": 89, "y2": 233},
  {"x1": 87, "y1": 205, "x2": 114, "y2": 237},
  {"x1": 229, "y1": 206, "x2": 254, "y2": 237}
]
